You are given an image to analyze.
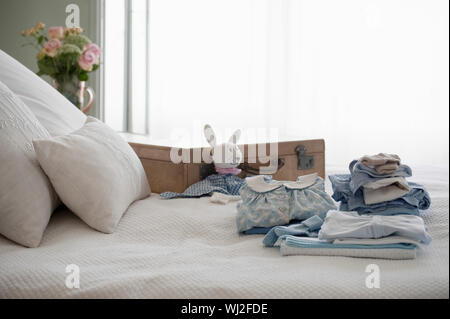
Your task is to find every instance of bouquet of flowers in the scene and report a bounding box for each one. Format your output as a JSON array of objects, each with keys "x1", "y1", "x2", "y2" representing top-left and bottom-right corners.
[{"x1": 21, "y1": 22, "x2": 101, "y2": 106}]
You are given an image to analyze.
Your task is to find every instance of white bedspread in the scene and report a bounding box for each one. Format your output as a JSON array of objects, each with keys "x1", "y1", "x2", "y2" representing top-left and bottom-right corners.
[{"x1": 0, "y1": 166, "x2": 448, "y2": 298}]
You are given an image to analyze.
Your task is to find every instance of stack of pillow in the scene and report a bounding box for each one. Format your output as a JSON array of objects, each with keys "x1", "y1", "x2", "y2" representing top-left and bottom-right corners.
[
  {"x1": 329, "y1": 153, "x2": 431, "y2": 216},
  {"x1": 0, "y1": 49, "x2": 150, "y2": 248}
]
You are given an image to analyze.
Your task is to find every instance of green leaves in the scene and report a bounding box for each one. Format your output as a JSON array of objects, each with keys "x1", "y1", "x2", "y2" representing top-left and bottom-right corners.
[
  {"x1": 37, "y1": 57, "x2": 57, "y2": 76},
  {"x1": 56, "y1": 52, "x2": 80, "y2": 74},
  {"x1": 78, "y1": 72, "x2": 89, "y2": 82},
  {"x1": 64, "y1": 34, "x2": 91, "y2": 50}
]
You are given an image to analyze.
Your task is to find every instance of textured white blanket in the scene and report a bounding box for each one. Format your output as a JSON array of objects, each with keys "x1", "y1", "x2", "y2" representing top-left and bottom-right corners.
[{"x1": 0, "y1": 166, "x2": 448, "y2": 298}]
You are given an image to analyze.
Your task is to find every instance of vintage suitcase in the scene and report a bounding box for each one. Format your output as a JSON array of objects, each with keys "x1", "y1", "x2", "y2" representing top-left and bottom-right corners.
[{"x1": 125, "y1": 135, "x2": 325, "y2": 194}]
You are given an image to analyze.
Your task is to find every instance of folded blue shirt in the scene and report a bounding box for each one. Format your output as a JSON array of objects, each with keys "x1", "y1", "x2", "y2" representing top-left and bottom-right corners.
[
  {"x1": 243, "y1": 219, "x2": 303, "y2": 235},
  {"x1": 262, "y1": 215, "x2": 324, "y2": 247},
  {"x1": 329, "y1": 174, "x2": 431, "y2": 216},
  {"x1": 348, "y1": 160, "x2": 412, "y2": 194}
]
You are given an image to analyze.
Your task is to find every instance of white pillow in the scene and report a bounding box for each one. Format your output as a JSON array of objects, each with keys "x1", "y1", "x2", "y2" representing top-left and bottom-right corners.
[
  {"x1": 0, "y1": 49, "x2": 86, "y2": 136},
  {"x1": 0, "y1": 81, "x2": 58, "y2": 248},
  {"x1": 33, "y1": 117, "x2": 151, "y2": 233}
]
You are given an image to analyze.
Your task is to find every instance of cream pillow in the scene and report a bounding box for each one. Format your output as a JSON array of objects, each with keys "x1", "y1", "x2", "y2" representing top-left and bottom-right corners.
[
  {"x1": 33, "y1": 117, "x2": 151, "y2": 233},
  {"x1": 0, "y1": 81, "x2": 58, "y2": 248}
]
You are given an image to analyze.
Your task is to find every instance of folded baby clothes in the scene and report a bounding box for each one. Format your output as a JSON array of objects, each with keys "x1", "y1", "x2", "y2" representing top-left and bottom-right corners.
[
  {"x1": 350, "y1": 157, "x2": 413, "y2": 204},
  {"x1": 318, "y1": 210, "x2": 432, "y2": 244},
  {"x1": 262, "y1": 215, "x2": 324, "y2": 246},
  {"x1": 333, "y1": 236, "x2": 424, "y2": 248},
  {"x1": 359, "y1": 153, "x2": 401, "y2": 174},
  {"x1": 236, "y1": 173, "x2": 336, "y2": 233},
  {"x1": 279, "y1": 236, "x2": 418, "y2": 259},
  {"x1": 243, "y1": 219, "x2": 302, "y2": 235},
  {"x1": 329, "y1": 174, "x2": 430, "y2": 215},
  {"x1": 349, "y1": 159, "x2": 412, "y2": 194},
  {"x1": 160, "y1": 174, "x2": 245, "y2": 199},
  {"x1": 339, "y1": 202, "x2": 420, "y2": 216},
  {"x1": 363, "y1": 177, "x2": 410, "y2": 205}
]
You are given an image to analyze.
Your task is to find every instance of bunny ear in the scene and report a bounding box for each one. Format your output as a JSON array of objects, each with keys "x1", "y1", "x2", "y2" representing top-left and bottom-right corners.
[
  {"x1": 204, "y1": 124, "x2": 216, "y2": 147},
  {"x1": 228, "y1": 129, "x2": 241, "y2": 144}
]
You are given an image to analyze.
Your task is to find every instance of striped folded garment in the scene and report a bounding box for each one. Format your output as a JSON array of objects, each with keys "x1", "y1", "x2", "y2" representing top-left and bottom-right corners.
[{"x1": 279, "y1": 236, "x2": 421, "y2": 260}]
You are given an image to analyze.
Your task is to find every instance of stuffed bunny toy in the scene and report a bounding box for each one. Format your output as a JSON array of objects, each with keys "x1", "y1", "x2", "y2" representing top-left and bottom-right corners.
[{"x1": 204, "y1": 124, "x2": 243, "y2": 175}]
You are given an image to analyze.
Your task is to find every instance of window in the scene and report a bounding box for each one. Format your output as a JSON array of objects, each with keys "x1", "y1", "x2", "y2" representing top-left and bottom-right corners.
[
  {"x1": 103, "y1": 0, "x2": 449, "y2": 166},
  {"x1": 103, "y1": 0, "x2": 126, "y2": 131}
]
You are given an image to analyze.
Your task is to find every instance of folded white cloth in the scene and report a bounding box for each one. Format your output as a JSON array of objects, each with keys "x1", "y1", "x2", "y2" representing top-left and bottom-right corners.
[
  {"x1": 333, "y1": 235, "x2": 423, "y2": 248},
  {"x1": 318, "y1": 210, "x2": 432, "y2": 244},
  {"x1": 363, "y1": 177, "x2": 410, "y2": 205}
]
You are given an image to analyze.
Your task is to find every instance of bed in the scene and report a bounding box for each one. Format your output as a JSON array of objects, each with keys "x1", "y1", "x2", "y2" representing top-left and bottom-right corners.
[{"x1": 0, "y1": 165, "x2": 447, "y2": 299}]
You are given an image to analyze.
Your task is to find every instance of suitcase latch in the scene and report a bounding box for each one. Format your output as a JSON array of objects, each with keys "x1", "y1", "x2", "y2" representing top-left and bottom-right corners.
[{"x1": 295, "y1": 145, "x2": 314, "y2": 170}]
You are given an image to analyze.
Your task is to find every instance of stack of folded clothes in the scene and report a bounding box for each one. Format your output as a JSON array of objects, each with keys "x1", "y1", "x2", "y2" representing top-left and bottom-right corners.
[
  {"x1": 236, "y1": 173, "x2": 336, "y2": 234},
  {"x1": 271, "y1": 210, "x2": 432, "y2": 259},
  {"x1": 261, "y1": 154, "x2": 433, "y2": 259},
  {"x1": 329, "y1": 153, "x2": 431, "y2": 216}
]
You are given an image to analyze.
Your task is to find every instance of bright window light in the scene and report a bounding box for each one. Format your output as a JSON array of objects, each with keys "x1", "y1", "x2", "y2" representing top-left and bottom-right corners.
[
  {"x1": 129, "y1": 0, "x2": 148, "y2": 134},
  {"x1": 104, "y1": 0, "x2": 126, "y2": 131},
  {"x1": 103, "y1": 0, "x2": 449, "y2": 166}
]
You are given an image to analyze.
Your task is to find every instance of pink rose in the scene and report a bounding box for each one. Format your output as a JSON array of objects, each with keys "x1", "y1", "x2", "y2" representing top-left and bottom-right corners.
[
  {"x1": 78, "y1": 50, "x2": 97, "y2": 71},
  {"x1": 84, "y1": 43, "x2": 101, "y2": 57},
  {"x1": 43, "y1": 39, "x2": 62, "y2": 57},
  {"x1": 47, "y1": 26, "x2": 64, "y2": 39}
]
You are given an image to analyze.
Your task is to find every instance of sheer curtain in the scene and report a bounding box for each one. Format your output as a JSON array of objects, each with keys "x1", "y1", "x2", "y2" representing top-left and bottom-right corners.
[{"x1": 105, "y1": 0, "x2": 449, "y2": 166}]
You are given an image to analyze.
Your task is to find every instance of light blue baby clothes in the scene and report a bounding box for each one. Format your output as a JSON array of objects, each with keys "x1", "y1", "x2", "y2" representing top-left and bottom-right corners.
[
  {"x1": 349, "y1": 160, "x2": 412, "y2": 194},
  {"x1": 236, "y1": 173, "x2": 336, "y2": 232},
  {"x1": 282, "y1": 236, "x2": 417, "y2": 250},
  {"x1": 318, "y1": 210, "x2": 432, "y2": 245},
  {"x1": 279, "y1": 236, "x2": 418, "y2": 259},
  {"x1": 262, "y1": 215, "x2": 324, "y2": 247},
  {"x1": 160, "y1": 174, "x2": 245, "y2": 199},
  {"x1": 243, "y1": 219, "x2": 303, "y2": 235},
  {"x1": 329, "y1": 174, "x2": 431, "y2": 215}
]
